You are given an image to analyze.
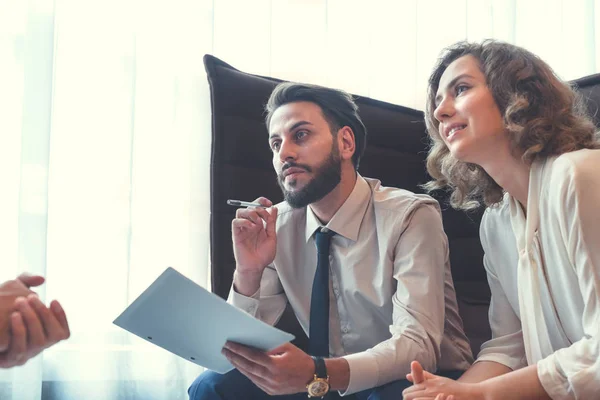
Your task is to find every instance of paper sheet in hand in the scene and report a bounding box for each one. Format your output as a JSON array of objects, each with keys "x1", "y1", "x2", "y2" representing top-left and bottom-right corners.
[{"x1": 113, "y1": 267, "x2": 294, "y2": 373}]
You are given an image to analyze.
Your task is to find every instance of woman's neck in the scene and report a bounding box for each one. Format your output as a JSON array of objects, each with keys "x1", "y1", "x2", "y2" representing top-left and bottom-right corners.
[{"x1": 480, "y1": 151, "x2": 531, "y2": 210}]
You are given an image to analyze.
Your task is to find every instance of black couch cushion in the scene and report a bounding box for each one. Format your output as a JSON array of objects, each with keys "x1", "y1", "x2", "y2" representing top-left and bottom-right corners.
[
  {"x1": 204, "y1": 54, "x2": 490, "y2": 357},
  {"x1": 572, "y1": 73, "x2": 600, "y2": 127}
]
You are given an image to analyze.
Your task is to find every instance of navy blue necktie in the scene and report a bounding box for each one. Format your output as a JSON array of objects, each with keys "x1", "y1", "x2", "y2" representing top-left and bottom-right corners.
[{"x1": 309, "y1": 227, "x2": 335, "y2": 357}]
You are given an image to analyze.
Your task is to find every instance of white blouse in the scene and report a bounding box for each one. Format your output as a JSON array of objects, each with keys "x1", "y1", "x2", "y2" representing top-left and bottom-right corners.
[{"x1": 477, "y1": 149, "x2": 600, "y2": 399}]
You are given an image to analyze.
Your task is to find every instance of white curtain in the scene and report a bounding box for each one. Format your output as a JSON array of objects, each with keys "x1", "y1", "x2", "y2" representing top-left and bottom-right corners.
[{"x1": 0, "y1": 0, "x2": 598, "y2": 399}]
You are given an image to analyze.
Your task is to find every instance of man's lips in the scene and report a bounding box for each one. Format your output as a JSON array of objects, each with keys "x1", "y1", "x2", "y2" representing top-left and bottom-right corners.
[{"x1": 282, "y1": 167, "x2": 306, "y2": 178}]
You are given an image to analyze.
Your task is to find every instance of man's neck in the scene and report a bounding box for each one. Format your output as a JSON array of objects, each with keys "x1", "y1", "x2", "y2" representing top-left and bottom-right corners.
[{"x1": 309, "y1": 167, "x2": 357, "y2": 224}]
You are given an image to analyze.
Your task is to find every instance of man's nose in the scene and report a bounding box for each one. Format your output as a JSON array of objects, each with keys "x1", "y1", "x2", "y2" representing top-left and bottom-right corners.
[{"x1": 278, "y1": 139, "x2": 297, "y2": 163}]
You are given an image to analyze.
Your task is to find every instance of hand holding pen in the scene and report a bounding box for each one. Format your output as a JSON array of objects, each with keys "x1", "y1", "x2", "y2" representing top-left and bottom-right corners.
[{"x1": 228, "y1": 197, "x2": 278, "y2": 297}]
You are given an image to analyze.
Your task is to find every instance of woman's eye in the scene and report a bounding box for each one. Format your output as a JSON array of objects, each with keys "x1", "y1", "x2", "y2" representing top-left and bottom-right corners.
[{"x1": 456, "y1": 85, "x2": 469, "y2": 95}]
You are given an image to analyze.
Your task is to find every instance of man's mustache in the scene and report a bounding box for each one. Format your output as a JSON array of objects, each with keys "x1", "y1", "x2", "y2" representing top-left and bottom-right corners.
[{"x1": 281, "y1": 162, "x2": 312, "y2": 174}]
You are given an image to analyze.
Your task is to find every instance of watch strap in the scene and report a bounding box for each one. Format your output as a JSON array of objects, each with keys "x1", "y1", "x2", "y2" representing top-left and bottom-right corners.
[{"x1": 311, "y1": 356, "x2": 327, "y2": 378}]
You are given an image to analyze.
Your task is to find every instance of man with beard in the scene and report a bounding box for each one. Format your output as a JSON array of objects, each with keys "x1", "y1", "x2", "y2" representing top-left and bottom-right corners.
[{"x1": 188, "y1": 83, "x2": 473, "y2": 400}]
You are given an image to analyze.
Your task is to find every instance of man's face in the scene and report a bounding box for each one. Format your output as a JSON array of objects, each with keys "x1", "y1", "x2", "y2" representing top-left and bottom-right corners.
[{"x1": 268, "y1": 101, "x2": 342, "y2": 208}]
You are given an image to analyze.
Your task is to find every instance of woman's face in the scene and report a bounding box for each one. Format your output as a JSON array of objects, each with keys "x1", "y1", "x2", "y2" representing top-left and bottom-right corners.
[{"x1": 433, "y1": 55, "x2": 507, "y2": 164}]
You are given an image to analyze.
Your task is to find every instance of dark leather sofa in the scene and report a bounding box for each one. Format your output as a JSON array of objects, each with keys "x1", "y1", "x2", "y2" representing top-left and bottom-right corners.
[{"x1": 203, "y1": 53, "x2": 600, "y2": 358}]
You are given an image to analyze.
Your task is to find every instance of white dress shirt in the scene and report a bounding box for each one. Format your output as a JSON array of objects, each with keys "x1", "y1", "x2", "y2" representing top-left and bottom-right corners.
[
  {"x1": 229, "y1": 175, "x2": 473, "y2": 395},
  {"x1": 477, "y1": 149, "x2": 600, "y2": 399}
]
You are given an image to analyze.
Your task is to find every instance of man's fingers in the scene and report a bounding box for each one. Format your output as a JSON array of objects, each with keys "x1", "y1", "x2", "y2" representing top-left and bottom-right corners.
[
  {"x1": 411, "y1": 360, "x2": 425, "y2": 384},
  {"x1": 236, "y1": 203, "x2": 275, "y2": 224},
  {"x1": 265, "y1": 207, "x2": 278, "y2": 237},
  {"x1": 232, "y1": 218, "x2": 255, "y2": 232},
  {"x1": 222, "y1": 342, "x2": 271, "y2": 369},
  {"x1": 253, "y1": 197, "x2": 273, "y2": 208},
  {"x1": 28, "y1": 296, "x2": 67, "y2": 343},
  {"x1": 235, "y1": 209, "x2": 269, "y2": 229},
  {"x1": 50, "y1": 300, "x2": 70, "y2": 338},
  {"x1": 17, "y1": 273, "x2": 45, "y2": 288},
  {"x1": 248, "y1": 207, "x2": 272, "y2": 224},
  {"x1": 15, "y1": 297, "x2": 46, "y2": 348},
  {"x1": 6, "y1": 312, "x2": 27, "y2": 366},
  {"x1": 406, "y1": 373, "x2": 414, "y2": 383},
  {"x1": 265, "y1": 342, "x2": 290, "y2": 356},
  {"x1": 222, "y1": 347, "x2": 269, "y2": 378}
]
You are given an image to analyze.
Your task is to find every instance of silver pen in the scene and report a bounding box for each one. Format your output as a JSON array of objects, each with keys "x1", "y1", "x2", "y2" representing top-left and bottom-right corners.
[{"x1": 226, "y1": 199, "x2": 268, "y2": 208}]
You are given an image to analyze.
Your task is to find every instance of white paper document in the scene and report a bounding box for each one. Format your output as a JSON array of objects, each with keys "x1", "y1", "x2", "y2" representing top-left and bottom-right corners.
[{"x1": 113, "y1": 267, "x2": 295, "y2": 373}]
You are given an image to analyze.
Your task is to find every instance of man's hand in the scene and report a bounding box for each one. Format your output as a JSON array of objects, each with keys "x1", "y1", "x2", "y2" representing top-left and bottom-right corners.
[
  {"x1": 403, "y1": 361, "x2": 480, "y2": 400},
  {"x1": 0, "y1": 295, "x2": 70, "y2": 368},
  {"x1": 232, "y1": 197, "x2": 278, "y2": 296},
  {"x1": 0, "y1": 274, "x2": 45, "y2": 351},
  {"x1": 222, "y1": 341, "x2": 314, "y2": 395}
]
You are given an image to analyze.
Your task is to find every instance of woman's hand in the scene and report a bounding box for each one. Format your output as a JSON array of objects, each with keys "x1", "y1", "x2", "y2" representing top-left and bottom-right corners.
[{"x1": 403, "y1": 361, "x2": 484, "y2": 400}]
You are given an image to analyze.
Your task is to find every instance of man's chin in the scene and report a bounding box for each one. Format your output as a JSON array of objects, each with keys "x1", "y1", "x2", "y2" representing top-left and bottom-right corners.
[{"x1": 282, "y1": 179, "x2": 306, "y2": 192}]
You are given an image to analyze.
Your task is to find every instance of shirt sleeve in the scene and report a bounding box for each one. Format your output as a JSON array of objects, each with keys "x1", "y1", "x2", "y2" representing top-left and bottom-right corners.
[
  {"x1": 536, "y1": 154, "x2": 600, "y2": 399},
  {"x1": 228, "y1": 264, "x2": 288, "y2": 327},
  {"x1": 475, "y1": 210, "x2": 528, "y2": 370},
  {"x1": 340, "y1": 203, "x2": 450, "y2": 395},
  {"x1": 475, "y1": 255, "x2": 528, "y2": 370}
]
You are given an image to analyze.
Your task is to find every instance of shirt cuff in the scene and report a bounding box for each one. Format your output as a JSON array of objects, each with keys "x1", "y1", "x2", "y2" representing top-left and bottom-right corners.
[
  {"x1": 227, "y1": 286, "x2": 260, "y2": 317},
  {"x1": 339, "y1": 352, "x2": 380, "y2": 396},
  {"x1": 537, "y1": 355, "x2": 568, "y2": 400}
]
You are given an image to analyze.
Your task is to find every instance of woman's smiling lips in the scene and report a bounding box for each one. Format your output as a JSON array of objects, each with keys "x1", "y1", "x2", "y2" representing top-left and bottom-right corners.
[{"x1": 444, "y1": 123, "x2": 467, "y2": 141}]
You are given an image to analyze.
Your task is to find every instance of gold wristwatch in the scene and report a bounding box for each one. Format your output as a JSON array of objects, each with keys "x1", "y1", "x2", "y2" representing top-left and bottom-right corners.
[{"x1": 306, "y1": 356, "x2": 330, "y2": 398}]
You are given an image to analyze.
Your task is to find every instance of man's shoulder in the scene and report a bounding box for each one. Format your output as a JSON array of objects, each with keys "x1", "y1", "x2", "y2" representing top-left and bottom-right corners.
[{"x1": 363, "y1": 177, "x2": 441, "y2": 214}]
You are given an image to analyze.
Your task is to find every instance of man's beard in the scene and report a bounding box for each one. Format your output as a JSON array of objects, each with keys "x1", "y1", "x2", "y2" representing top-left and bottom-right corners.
[{"x1": 277, "y1": 146, "x2": 342, "y2": 209}]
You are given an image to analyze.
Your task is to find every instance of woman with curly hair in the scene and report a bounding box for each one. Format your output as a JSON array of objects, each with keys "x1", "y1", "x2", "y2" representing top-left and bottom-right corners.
[{"x1": 403, "y1": 40, "x2": 600, "y2": 400}]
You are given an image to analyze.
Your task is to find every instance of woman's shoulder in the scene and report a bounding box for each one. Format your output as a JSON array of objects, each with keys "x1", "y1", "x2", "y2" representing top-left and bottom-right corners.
[
  {"x1": 548, "y1": 148, "x2": 600, "y2": 176},
  {"x1": 544, "y1": 149, "x2": 600, "y2": 193},
  {"x1": 480, "y1": 196, "x2": 511, "y2": 247}
]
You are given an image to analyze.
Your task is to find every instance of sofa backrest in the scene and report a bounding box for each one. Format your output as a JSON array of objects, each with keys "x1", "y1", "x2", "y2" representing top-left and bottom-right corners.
[
  {"x1": 573, "y1": 73, "x2": 600, "y2": 127},
  {"x1": 203, "y1": 54, "x2": 600, "y2": 358}
]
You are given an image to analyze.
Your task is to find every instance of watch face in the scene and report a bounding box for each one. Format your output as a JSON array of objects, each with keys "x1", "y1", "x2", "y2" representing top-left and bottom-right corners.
[{"x1": 308, "y1": 379, "x2": 329, "y2": 397}]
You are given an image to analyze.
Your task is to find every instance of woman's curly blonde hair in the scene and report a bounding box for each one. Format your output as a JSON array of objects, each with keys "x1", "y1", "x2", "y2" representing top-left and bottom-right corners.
[{"x1": 424, "y1": 40, "x2": 600, "y2": 211}]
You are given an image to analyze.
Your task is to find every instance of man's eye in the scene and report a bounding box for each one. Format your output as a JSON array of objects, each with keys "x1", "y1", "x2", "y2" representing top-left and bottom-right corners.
[
  {"x1": 295, "y1": 130, "x2": 307, "y2": 140},
  {"x1": 271, "y1": 141, "x2": 281, "y2": 151}
]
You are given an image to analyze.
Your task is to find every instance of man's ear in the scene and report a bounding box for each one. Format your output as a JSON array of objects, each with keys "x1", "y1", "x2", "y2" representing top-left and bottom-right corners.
[{"x1": 338, "y1": 126, "x2": 355, "y2": 162}]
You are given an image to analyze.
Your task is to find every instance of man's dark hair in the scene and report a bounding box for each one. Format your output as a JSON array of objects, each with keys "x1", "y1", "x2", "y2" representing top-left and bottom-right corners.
[{"x1": 265, "y1": 82, "x2": 367, "y2": 169}]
